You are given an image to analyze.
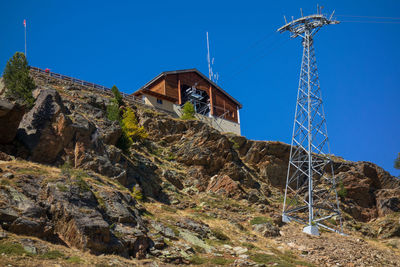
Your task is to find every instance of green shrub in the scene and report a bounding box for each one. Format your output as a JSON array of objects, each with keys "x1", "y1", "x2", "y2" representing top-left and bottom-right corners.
[
  {"x1": 337, "y1": 181, "x2": 347, "y2": 199},
  {"x1": 250, "y1": 216, "x2": 272, "y2": 225},
  {"x1": 60, "y1": 160, "x2": 72, "y2": 179},
  {"x1": 75, "y1": 177, "x2": 90, "y2": 192},
  {"x1": 67, "y1": 256, "x2": 83, "y2": 263},
  {"x1": 211, "y1": 228, "x2": 230, "y2": 241},
  {"x1": 190, "y1": 255, "x2": 207, "y2": 265},
  {"x1": 180, "y1": 101, "x2": 195, "y2": 120},
  {"x1": 111, "y1": 85, "x2": 124, "y2": 107},
  {"x1": 40, "y1": 250, "x2": 65, "y2": 259},
  {"x1": 131, "y1": 185, "x2": 143, "y2": 200},
  {"x1": 2, "y1": 52, "x2": 35, "y2": 108},
  {"x1": 119, "y1": 107, "x2": 148, "y2": 148},
  {"x1": 165, "y1": 152, "x2": 176, "y2": 161},
  {"x1": 57, "y1": 183, "x2": 68, "y2": 192},
  {"x1": 106, "y1": 99, "x2": 120, "y2": 121},
  {"x1": 0, "y1": 241, "x2": 32, "y2": 256},
  {"x1": 210, "y1": 257, "x2": 234, "y2": 265}
]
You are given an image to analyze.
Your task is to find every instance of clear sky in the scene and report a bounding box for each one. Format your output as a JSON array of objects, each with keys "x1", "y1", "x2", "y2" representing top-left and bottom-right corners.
[{"x1": 1, "y1": 1, "x2": 399, "y2": 176}]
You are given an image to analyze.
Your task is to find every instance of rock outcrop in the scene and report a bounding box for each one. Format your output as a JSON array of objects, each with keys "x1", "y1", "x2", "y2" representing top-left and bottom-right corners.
[
  {"x1": 0, "y1": 99, "x2": 25, "y2": 144},
  {"x1": 0, "y1": 168, "x2": 149, "y2": 258},
  {"x1": 0, "y1": 75, "x2": 399, "y2": 266},
  {"x1": 17, "y1": 89, "x2": 74, "y2": 163}
]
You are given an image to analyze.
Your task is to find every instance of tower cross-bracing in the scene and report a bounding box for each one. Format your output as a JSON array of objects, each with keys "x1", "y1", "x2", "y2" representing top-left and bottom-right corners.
[{"x1": 278, "y1": 10, "x2": 343, "y2": 236}]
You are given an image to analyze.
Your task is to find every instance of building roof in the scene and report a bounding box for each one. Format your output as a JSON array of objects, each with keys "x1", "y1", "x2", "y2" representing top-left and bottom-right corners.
[{"x1": 133, "y1": 68, "x2": 242, "y2": 109}]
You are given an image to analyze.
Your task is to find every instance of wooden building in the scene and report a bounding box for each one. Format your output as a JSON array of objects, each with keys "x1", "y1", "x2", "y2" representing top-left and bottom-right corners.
[{"x1": 132, "y1": 69, "x2": 242, "y2": 126}]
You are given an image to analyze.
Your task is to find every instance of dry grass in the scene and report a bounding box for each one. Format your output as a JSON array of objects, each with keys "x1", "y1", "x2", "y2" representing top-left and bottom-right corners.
[{"x1": 0, "y1": 232, "x2": 150, "y2": 266}]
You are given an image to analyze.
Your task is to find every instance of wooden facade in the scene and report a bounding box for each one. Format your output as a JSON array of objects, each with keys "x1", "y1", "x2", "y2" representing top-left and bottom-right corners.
[{"x1": 133, "y1": 69, "x2": 242, "y2": 123}]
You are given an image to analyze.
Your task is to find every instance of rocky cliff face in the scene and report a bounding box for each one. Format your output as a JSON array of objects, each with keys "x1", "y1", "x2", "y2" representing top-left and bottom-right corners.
[{"x1": 0, "y1": 77, "x2": 399, "y2": 266}]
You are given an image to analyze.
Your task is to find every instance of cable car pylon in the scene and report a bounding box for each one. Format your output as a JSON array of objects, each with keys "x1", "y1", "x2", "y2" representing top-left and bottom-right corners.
[{"x1": 278, "y1": 8, "x2": 344, "y2": 236}]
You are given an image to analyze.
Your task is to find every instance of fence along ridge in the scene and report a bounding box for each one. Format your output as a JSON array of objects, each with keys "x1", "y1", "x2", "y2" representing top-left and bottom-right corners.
[{"x1": 29, "y1": 66, "x2": 159, "y2": 109}]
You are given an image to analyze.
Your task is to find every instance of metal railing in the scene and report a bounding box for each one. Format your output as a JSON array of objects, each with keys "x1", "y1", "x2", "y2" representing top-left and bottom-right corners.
[{"x1": 30, "y1": 66, "x2": 145, "y2": 105}]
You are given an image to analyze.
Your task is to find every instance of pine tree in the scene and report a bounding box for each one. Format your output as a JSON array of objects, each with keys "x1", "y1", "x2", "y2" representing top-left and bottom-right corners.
[
  {"x1": 180, "y1": 101, "x2": 196, "y2": 120},
  {"x1": 106, "y1": 99, "x2": 120, "y2": 121},
  {"x1": 2, "y1": 52, "x2": 35, "y2": 107},
  {"x1": 111, "y1": 85, "x2": 124, "y2": 107}
]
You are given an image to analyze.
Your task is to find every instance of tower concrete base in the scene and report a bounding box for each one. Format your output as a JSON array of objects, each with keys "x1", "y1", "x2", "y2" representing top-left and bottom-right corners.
[
  {"x1": 303, "y1": 225, "x2": 320, "y2": 236},
  {"x1": 282, "y1": 214, "x2": 291, "y2": 223}
]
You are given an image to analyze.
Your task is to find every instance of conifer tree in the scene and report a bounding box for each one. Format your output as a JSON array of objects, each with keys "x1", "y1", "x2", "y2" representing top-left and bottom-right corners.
[
  {"x1": 120, "y1": 107, "x2": 148, "y2": 144},
  {"x1": 180, "y1": 101, "x2": 196, "y2": 120},
  {"x1": 2, "y1": 52, "x2": 35, "y2": 107},
  {"x1": 106, "y1": 99, "x2": 120, "y2": 121},
  {"x1": 111, "y1": 85, "x2": 124, "y2": 107}
]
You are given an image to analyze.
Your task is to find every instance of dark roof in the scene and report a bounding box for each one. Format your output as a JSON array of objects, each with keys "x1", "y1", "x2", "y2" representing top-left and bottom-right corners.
[{"x1": 134, "y1": 68, "x2": 242, "y2": 109}]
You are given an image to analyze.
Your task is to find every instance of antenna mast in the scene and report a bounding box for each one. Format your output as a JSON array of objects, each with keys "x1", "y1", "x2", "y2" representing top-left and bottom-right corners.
[
  {"x1": 206, "y1": 32, "x2": 212, "y2": 80},
  {"x1": 278, "y1": 9, "x2": 343, "y2": 236},
  {"x1": 206, "y1": 32, "x2": 218, "y2": 83}
]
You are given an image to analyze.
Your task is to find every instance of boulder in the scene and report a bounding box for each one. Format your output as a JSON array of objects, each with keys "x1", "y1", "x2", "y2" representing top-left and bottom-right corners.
[
  {"x1": 375, "y1": 189, "x2": 400, "y2": 216},
  {"x1": 252, "y1": 222, "x2": 280, "y2": 237},
  {"x1": 206, "y1": 175, "x2": 245, "y2": 199},
  {"x1": 45, "y1": 183, "x2": 127, "y2": 255},
  {"x1": 175, "y1": 218, "x2": 211, "y2": 238},
  {"x1": 17, "y1": 89, "x2": 74, "y2": 163},
  {"x1": 0, "y1": 99, "x2": 25, "y2": 144},
  {"x1": 101, "y1": 121, "x2": 122, "y2": 146}
]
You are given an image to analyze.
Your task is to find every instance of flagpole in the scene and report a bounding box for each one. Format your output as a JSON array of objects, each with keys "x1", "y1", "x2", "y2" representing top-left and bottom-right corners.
[{"x1": 24, "y1": 19, "x2": 27, "y2": 58}]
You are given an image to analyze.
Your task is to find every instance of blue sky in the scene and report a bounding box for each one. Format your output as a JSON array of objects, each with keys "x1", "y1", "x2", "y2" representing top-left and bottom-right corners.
[{"x1": 1, "y1": 1, "x2": 399, "y2": 176}]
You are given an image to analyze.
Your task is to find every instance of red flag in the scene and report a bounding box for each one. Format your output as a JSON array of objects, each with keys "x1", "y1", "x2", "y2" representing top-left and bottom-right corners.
[{"x1": 23, "y1": 19, "x2": 26, "y2": 27}]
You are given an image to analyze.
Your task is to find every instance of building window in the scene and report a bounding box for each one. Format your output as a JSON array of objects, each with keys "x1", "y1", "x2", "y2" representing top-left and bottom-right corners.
[{"x1": 157, "y1": 98, "x2": 163, "y2": 104}]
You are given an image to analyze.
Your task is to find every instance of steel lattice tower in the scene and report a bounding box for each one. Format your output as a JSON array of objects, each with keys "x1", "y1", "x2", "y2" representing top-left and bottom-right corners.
[{"x1": 278, "y1": 11, "x2": 343, "y2": 236}]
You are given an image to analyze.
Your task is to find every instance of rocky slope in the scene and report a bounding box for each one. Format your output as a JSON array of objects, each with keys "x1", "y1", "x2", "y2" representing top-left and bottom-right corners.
[{"x1": 0, "y1": 75, "x2": 399, "y2": 266}]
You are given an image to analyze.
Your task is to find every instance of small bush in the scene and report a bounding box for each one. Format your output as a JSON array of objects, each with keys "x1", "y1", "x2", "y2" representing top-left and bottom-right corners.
[
  {"x1": 161, "y1": 205, "x2": 177, "y2": 213},
  {"x1": 75, "y1": 177, "x2": 90, "y2": 192},
  {"x1": 0, "y1": 241, "x2": 31, "y2": 256},
  {"x1": 180, "y1": 101, "x2": 195, "y2": 120},
  {"x1": 40, "y1": 250, "x2": 65, "y2": 259},
  {"x1": 337, "y1": 181, "x2": 347, "y2": 199},
  {"x1": 210, "y1": 257, "x2": 234, "y2": 265},
  {"x1": 67, "y1": 256, "x2": 83, "y2": 263},
  {"x1": 131, "y1": 185, "x2": 143, "y2": 200},
  {"x1": 211, "y1": 228, "x2": 230, "y2": 241},
  {"x1": 165, "y1": 152, "x2": 176, "y2": 161},
  {"x1": 119, "y1": 107, "x2": 148, "y2": 145},
  {"x1": 250, "y1": 216, "x2": 272, "y2": 225},
  {"x1": 190, "y1": 255, "x2": 208, "y2": 265},
  {"x1": 111, "y1": 85, "x2": 124, "y2": 107},
  {"x1": 242, "y1": 242, "x2": 257, "y2": 250},
  {"x1": 94, "y1": 191, "x2": 106, "y2": 210},
  {"x1": 73, "y1": 169, "x2": 90, "y2": 179},
  {"x1": 106, "y1": 99, "x2": 120, "y2": 121},
  {"x1": 60, "y1": 160, "x2": 72, "y2": 179},
  {"x1": 57, "y1": 183, "x2": 68, "y2": 192},
  {"x1": 0, "y1": 179, "x2": 11, "y2": 186},
  {"x1": 2, "y1": 52, "x2": 35, "y2": 108}
]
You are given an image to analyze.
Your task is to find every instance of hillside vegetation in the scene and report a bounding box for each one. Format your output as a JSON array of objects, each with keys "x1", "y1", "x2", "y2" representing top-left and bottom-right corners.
[{"x1": 0, "y1": 70, "x2": 399, "y2": 266}]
